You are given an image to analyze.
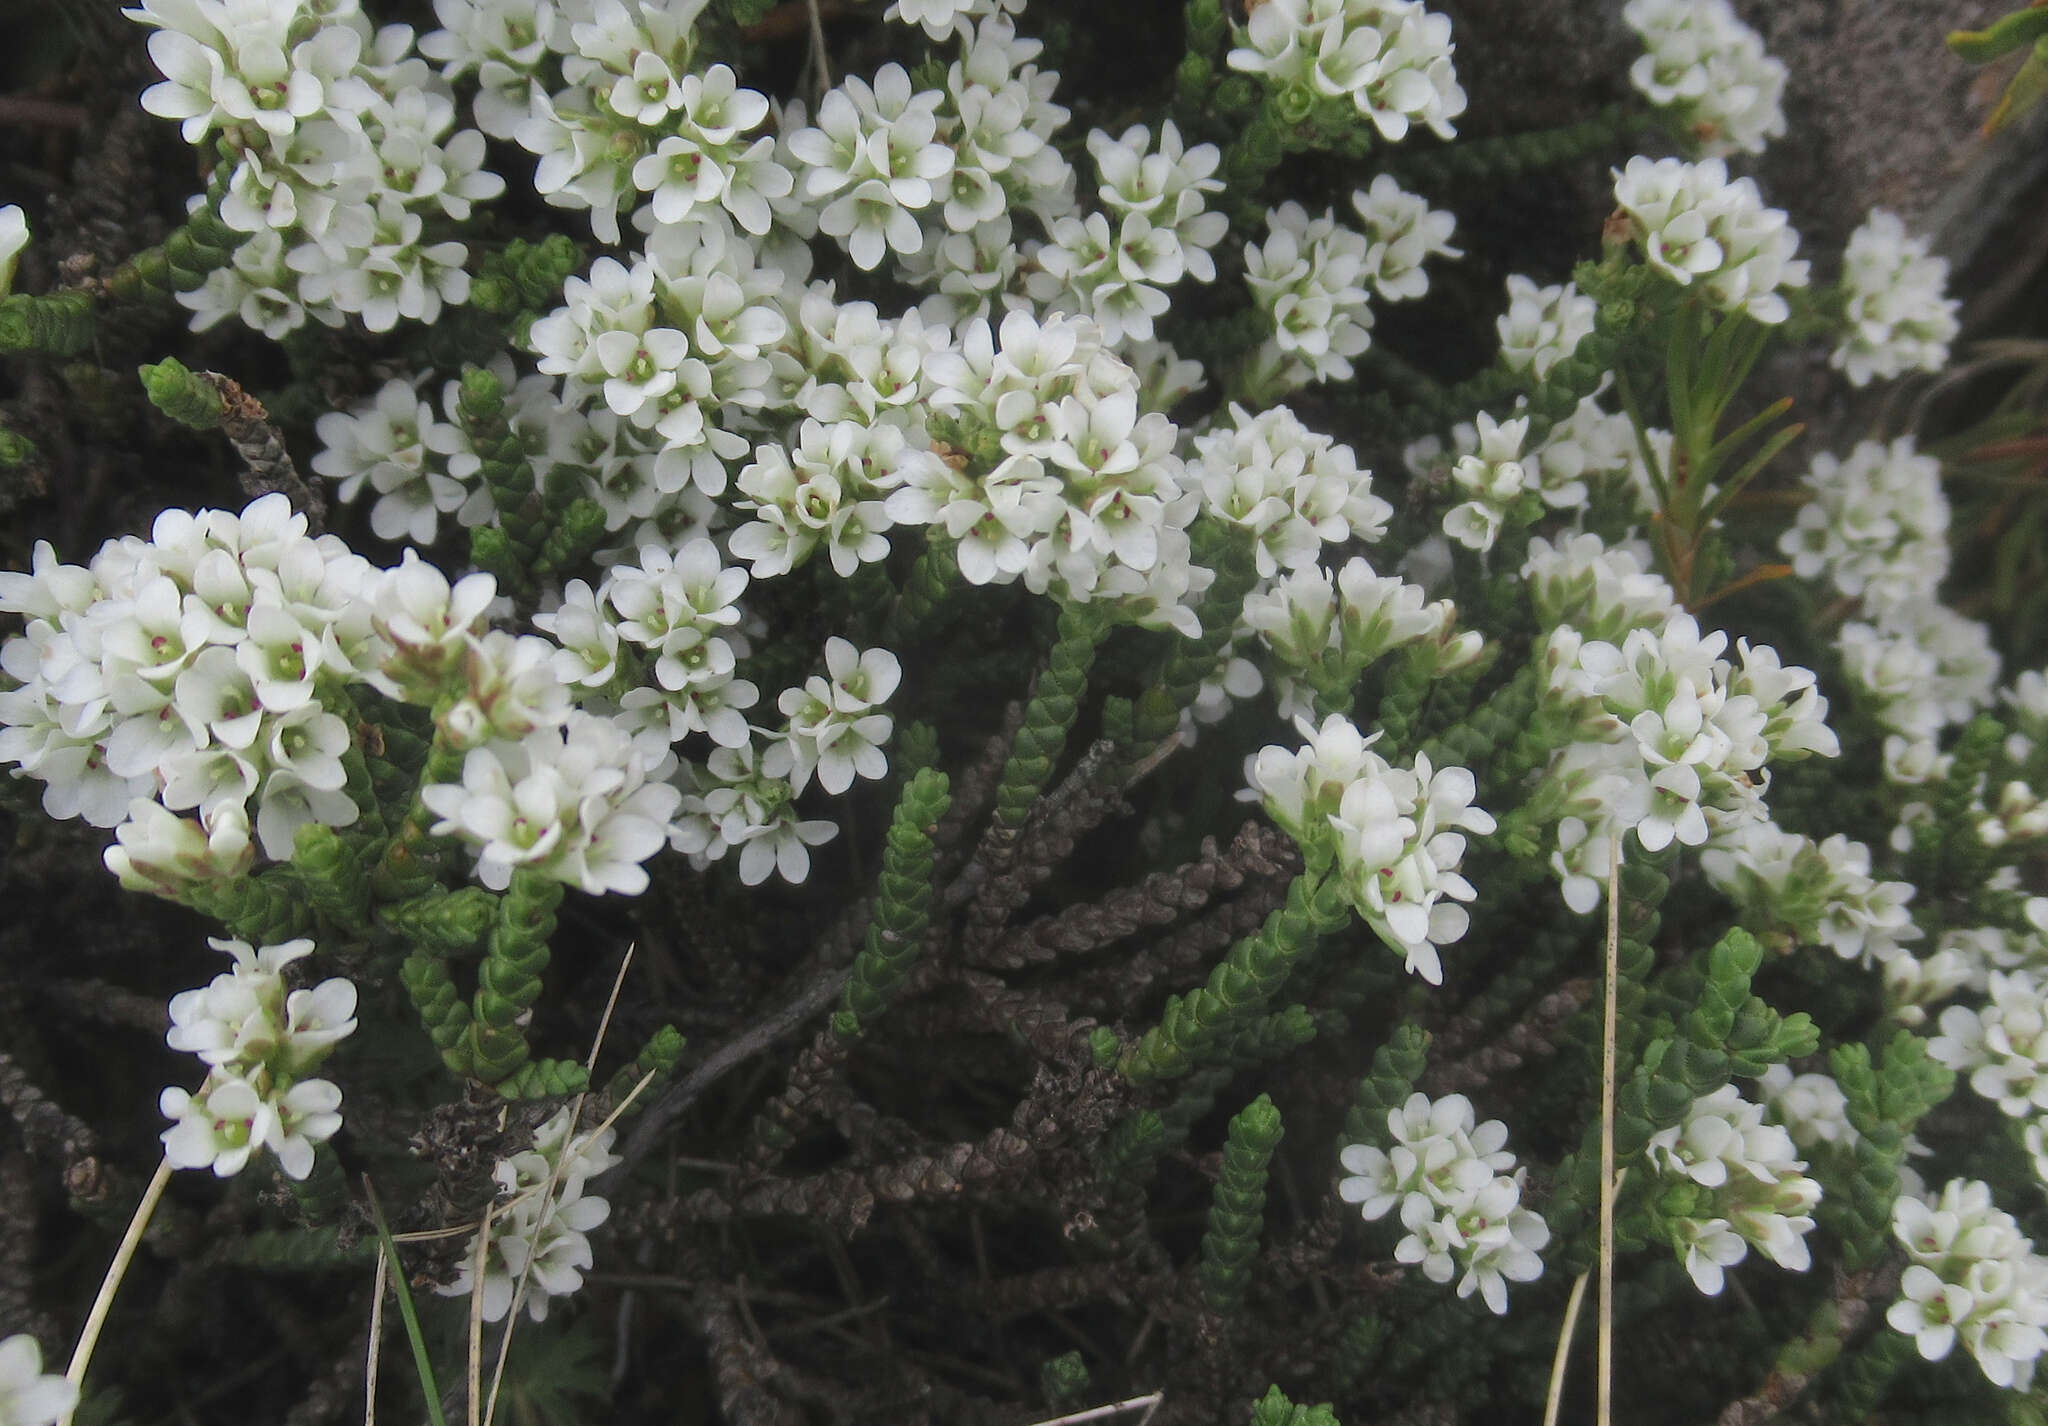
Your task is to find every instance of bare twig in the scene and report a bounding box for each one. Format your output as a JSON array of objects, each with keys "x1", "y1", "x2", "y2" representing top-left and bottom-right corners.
[
  {"x1": 614, "y1": 965, "x2": 849, "y2": 1181},
  {"x1": 1024, "y1": 1391, "x2": 1165, "y2": 1426},
  {"x1": 61, "y1": 1156, "x2": 174, "y2": 1426},
  {"x1": 1599, "y1": 841, "x2": 1621, "y2": 1426}
]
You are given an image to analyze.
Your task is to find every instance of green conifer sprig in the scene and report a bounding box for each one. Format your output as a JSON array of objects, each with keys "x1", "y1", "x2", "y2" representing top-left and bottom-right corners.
[
  {"x1": 1342, "y1": 1023, "x2": 1433, "y2": 1146},
  {"x1": 532, "y1": 497, "x2": 609, "y2": 579},
  {"x1": 288, "y1": 823, "x2": 377, "y2": 939},
  {"x1": 0, "y1": 420, "x2": 40, "y2": 469},
  {"x1": 1121, "y1": 872, "x2": 1352, "y2": 1085},
  {"x1": 375, "y1": 731, "x2": 467, "y2": 903},
  {"x1": 496, "y1": 1058, "x2": 592, "y2": 1099},
  {"x1": 0, "y1": 291, "x2": 96, "y2": 358},
  {"x1": 185, "y1": 866, "x2": 316, "y2": 945},
  {"x1": 1825, "y1": 1032, "x2": 1954, "y2": 1269},
  {"x1": 399, "y1": 950, "x2": 475, "y2": 1076},
  {"x1": 1903, "y1": 714, "x2": 2005, "y2": 905},
  {"x1": 138, "y1": 356, "x2": 225, "y2": 429},
  {"x1": 456, "y1": 363, "x2": 544, "y2": 591},
  {"x1": 600, "y1": 1024, "x2": 686, "y2": 1114},
  {"x1": 882, "y1": 536, "x2": 959, "y2": 647},
  {"x1": 994, "y1": 601, "x2": 1110, "y2": 829},
  {"x1": 1250, "y1": 1384, "x2": 1344, "y2": 1426},
  {"x1": 1326, "y1": 1312, "x2": 1389, "y2": 1394},
  {"x1": 1372, "y1": 644, "x2": 1442, "y2": 754},
  {"x1": 1199, "y1": 1093, "x2": 1284, "y2": 1315},
  {"x1": 462, "y1": 869, "x2": 564, "y2": 1083},
  {"x1": 835, "y1": 768, "x2": 951, "y2": 1039},
  {"x1": 283, "y1": 1147, "x2": 350, "y2": 1227},
  {"x1": 214, "y1": 1226, "x2": 375, "y2": 1273},
  {"x1": 380, "y1": 887, "x2": 497, "y2": 955}
]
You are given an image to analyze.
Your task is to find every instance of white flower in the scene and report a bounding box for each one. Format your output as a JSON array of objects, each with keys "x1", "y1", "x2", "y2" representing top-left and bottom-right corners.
[
  {"x1": 0, "y1": 204, "x2": 26, "y2": 297},
  {"x1": 1189, "y1": 404, "x2": 1389, "y2": 577},
  {"x1": 440, "y1": 1108, "x2": 622, "y2": 1323},
  {"x1": 1338, "y1": 1091, "x2": 1545, "y2": 1314},
  {"x1": 1612, "y1": 155, "x2": 1808, "y2": 322},
  {"x1": 1647, "y1": 1085, "x2": 1820, "y2": 1296},
  {"x1": 1890, "y1": 1180, "x2": 2048, "y2": 1387},
  {"x1": 1837, "y1": 601, "x2": 1998, "y2": 740},
  {"x1": 764, "y1": 639, "x2": 900, "y2": 796},
  {"x1": 1497, "y1": 275, "x2": 1597, "y2": 379},
  {"x1": 1622, "y1": 0, "x2": 1787, "y2": 156},
  {"x1": 1251, "y1": 714, "x2": 1492, "y2": 983},
  {"x1": 422, "y1": 711, "x2": 682, "y2": 895},
  {"x1": 1351, "y1": 175, "x2": 1460, "y2": 302},
  {"x1": 1242, "y1": 202, "x2": 1375, "y2": 390},
  {"x1": 0, "y1": 1335, "x2": 77, "y2": 1426},
  {"x1": 1831, "y1": 208, "x2": 1960, "y2": 385},
  {"x1": 1779, "y1": 437, "x2": 1949, "y2": 615}
]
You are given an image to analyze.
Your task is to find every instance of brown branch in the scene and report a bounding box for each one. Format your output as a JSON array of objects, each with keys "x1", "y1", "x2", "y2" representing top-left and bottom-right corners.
[
  {"x1": 693, "y1": 1284, "x2": 807, "y2": 1426},
  {"x1": 1710, "y1": 1259, "x2": 1904, "y2": 1426},
  {"x1": 978, "y1": 823, "x2": 1295, "y2": 970},
  {"x1": 1423, "y1": 978, "x2": 1596, "y2": 1095},
  {"x1": 0, "y1": 1046, "x2": 116, "y2": 1203},
  {"x1": 196, "y1": 372, "x2": 327, "y2": 531},
  {"x1": 613, "y1": 964, "x2": 848, "y2": 1181}
]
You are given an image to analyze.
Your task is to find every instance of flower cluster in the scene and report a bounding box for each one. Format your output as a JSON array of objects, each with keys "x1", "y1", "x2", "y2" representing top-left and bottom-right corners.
[
  {"x1": 1351, "y1": 175, "x2": 1460, "y2": 302},
  {"x1": 1337, "y1": 1092, "x2": 1548, "y2": 1314},
  {"x1": 1241, "y1": 202, "x2": 1379, "y2": 394},
  {"x1": 1643, "y1": 1084, "x2": 1820, "y2": 1295},
  {"x1": 1930, "y1": 970, "x2": 2048, "y2": 1122},
  {"x1": 1438, "y1": 412, "x2": 1532, "y2": 553},
  {"x1": 1700, "y1": 821, "x2": 1921, "y2": 966},
  {"x1": 1026, "y1": 121, "x2": 1226, "y2": 344},
  {"x1": 1622, "y1": 0, "x2": 1787, "y2": 157},
  {"x1": 1780, "y1": 437, "x2": 1950, "y2": 615},
  {"x1": 1240, "y1": 557, "x2": 1462, "y2": 720},
  {"x1": 423, "y1": 710, "x2": 683, "y2": 894},
  {"x1": 1611, "y1": 155, "x2": 1808, "y2": 322},
  {"x1": 159, "y1": 937, "x2": 356, "y2": 1181},
  {"x1": 0, "y1": 495, "x2": 379, "y2": 865},
  {"x1": 440, "y1": 1106, "x2": 621, "y2": 1323},
  {"x1": 887, "y1": 310, "x2": 1206, "y2": 624},
  {"x1": 1187, "y1": 404, "x2": 1391, "y2": 578},
  {"x1": 1496, "y1": 275, "x2": 1597, "y2": 380},
  {"x1": 527, "y1": 225, "x2": 787, "y2": 504},
  {"x1": 1227, "y1": 0, "x2": 1467, "y2": 142},
  {"x1": 1831, "y1": 208, "x2": 1960, "y2": 387},
  {"x1": 1249, "y1": 714, "x2": 1494, "y2": 984},
  {"x1": 131, "y1": 0, "x2": 498, "y2": 335},
  {"x1": 1890, "y1": 1180, "x2": 2048, "y2": 1388},
  {"x1": 1543, "y1": 614, "x2": 1837, "y2": 878},
  {"x1": 312, "y1": 375, "x2": 482, "y2": 546},
  {"x1": 1837, "y1": 601, "x2": 1999, "y2": 742}
]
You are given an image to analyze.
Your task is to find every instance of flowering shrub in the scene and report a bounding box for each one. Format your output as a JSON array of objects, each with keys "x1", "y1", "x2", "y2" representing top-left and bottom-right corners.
[{"x1": 0, "y1": 0, "x2": 2039, "y2": 1422}]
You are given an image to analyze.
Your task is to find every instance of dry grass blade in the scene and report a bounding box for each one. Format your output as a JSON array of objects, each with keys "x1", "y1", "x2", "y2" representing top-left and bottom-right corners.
[
  {"x1": 468, "y1": 1200, "x2": 493, "y2": 1426},
  {"x1": 364, "y1": 1177, "x2": 449, "y2": 1426},
  {"x1": 1022, "y1": 1391, "x2": 1166, "y2": 1426},
  {"x1": 482, "y1": 945, "x2": 639, "y2": 1426},
  {"x1": 1542, "y1": 1270, "x2": 1590, "y2": 1426},
  {"x1": 60, "y1": 1155, "x2": 173, "y2": 1426},
  {"x1": 1599, "y1": 840, "x2": 1622, "y2": 1426},
  {"x1": 365, "y1": 1244, "x2": 388, "y2": 1426}
]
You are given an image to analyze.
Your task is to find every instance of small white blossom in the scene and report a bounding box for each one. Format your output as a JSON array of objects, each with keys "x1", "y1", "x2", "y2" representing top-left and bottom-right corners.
[
  {"x1": 1890, "y1": 1180, "x2": 2048, "y2": 1387},
  {"x1": 1832, "y1": 209, "x2": 1959, "y2": 386},
  {"x1": 0, "y1": 1334, "x2": 78, "y2": 1426},
  {"x1": 1622, "y1": 0, "x2": 1788, "y2": 156},
  {"x1": 1497, "y1": 275, "x2": 1597, "y2": 380},
  {"x1": 1338, "y1": 1092, "x2": 1546, "y2": 1314}
]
